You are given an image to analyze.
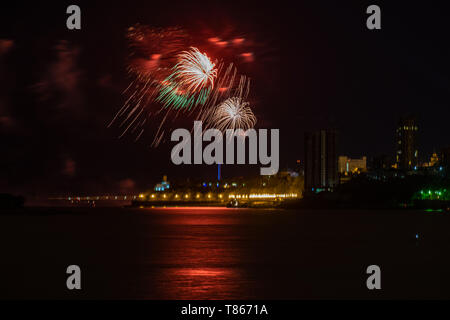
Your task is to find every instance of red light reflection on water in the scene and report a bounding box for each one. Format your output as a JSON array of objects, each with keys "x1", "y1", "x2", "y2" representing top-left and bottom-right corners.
[
  {"x1": 141, "y1": 207, "x2": 244, "y2": 225},
  {"x1": 175, "y1": 268, "x2": 227, "y2": 277},
  {"x1": 153, "y1": 267, "x2": 244, "y2": 299},
  {"x1": 142, "y1": 208, "x2": 250, "y2": 299},
  {"x1": 150, "y1": 206, "x2": 229, "y2": 211}
]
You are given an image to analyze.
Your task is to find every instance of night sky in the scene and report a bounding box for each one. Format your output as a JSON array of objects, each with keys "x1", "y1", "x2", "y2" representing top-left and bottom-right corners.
[{"x1": 1, "y1": 1, "x2": 449, "y2": 196}]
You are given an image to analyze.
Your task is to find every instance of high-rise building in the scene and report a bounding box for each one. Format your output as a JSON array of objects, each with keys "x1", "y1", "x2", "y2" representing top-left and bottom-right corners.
[
  {"x1": 304, "y1": 129, "x2": 338, "y2": 192},
  {"x1": 395, "y1": 116, "x2": 418, "y2": 170}
]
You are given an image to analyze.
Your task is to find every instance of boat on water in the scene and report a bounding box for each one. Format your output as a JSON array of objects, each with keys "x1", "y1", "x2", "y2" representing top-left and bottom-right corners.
[{"x1": 226, "y1": 198, "x2": 282, "y2": 208}]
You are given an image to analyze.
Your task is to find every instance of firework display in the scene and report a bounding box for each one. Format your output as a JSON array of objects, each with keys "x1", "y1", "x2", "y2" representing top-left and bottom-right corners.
[
  {"x1": 210, "y1": 96, "x2": 256, "y2": 131},
  {"x1": 205, "y1": 76, "x2": 256, "y2": 131},
  {"x1": 156, "y1": 47, "x2": 218, "y2": 111},
  {"x1": 109, "y1": 24, "x2": 258, "y2": 146}
]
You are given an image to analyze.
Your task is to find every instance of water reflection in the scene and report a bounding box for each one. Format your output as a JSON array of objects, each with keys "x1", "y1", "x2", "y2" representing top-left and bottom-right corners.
[
  {"x1": 151, "y1": 267, "x2": 245, "y2": 299},
  {"x1": 1, "y1": 207, "x2": 445, "y2": 299},
  {"x1": 139, "y1": 208, "x2": 253, "y2": 299}
]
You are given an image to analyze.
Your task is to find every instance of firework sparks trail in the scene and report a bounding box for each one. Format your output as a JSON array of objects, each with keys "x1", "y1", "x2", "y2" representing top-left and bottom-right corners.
[
  {"x1": 149, "y1": 54, "x2": 238, "y2": 147},
  {"x1": 173, "y1": 48, "x2": 217, "y2": 93},
  {"x1": 156, "y1": 47, "x2": 218, "y2": 110},
  {"x1": 198, "y1": 62, "x2": 237, "y2": 116},
  {"x1": 108, "y1": 25, "x2": 189, "y2": 141}
]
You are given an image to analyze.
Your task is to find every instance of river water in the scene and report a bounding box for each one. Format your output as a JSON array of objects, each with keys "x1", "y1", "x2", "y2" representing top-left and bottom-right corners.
[{"x1": 0, "y1": 207, "x2": 449, "y2": 299}]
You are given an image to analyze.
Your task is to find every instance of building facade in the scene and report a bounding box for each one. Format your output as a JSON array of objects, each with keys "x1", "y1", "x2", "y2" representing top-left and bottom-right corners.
[
  {"x1": 154, "y1": 175, "x2": 170, "y2": 191},
  {"x1": 395, "y1": 116, "x2": 418, "y2": 170},
  {"x1": 304, "y1": 129, "x2": 338, "y2": 192},
  {"x1": 338, "y1": 156, "x2": 367, "y2": 174}
]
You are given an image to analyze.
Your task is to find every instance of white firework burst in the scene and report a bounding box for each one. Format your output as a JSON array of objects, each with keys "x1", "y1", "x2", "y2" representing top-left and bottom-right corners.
[{"x1": 210, "y1": 96, "x2": 256, "y2": 131}]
